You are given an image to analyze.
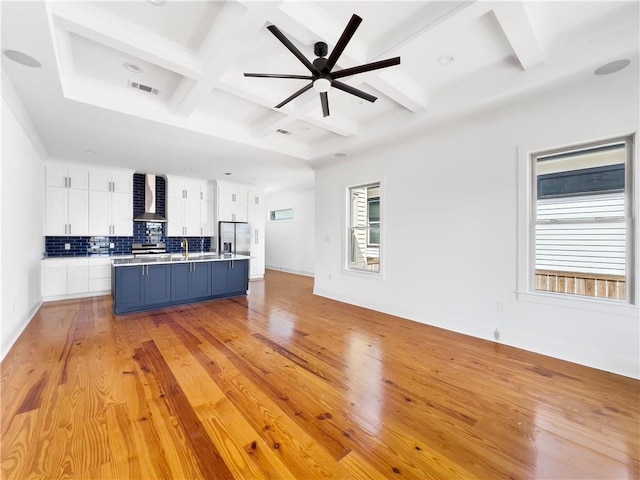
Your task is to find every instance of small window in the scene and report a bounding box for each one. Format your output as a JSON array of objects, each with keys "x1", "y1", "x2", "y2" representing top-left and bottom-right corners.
[
  {"x1": 530, "y1": 137, "x2": 632, "y2": 301},
  {"x1": 348, "y1": 183, "x2": 380, "y2": 273},
  {"x1": 270, "y1": 208, "x2": 293, "y2": 221}
]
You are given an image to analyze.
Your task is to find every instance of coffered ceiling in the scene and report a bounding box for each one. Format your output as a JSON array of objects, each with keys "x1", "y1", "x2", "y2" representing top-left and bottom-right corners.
[{"x1": 1, "y1": 1, "x2": 638, "y2": 190}]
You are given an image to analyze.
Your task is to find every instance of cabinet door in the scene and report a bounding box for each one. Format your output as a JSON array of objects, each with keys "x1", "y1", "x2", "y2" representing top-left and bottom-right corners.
[
  {"x1": 184, "y1": 197, "x2": 201, "y2": 236},
  {"x1": 201, "y1": 199, "x2": 214, "y2": 236},
  {"x1": 67, "y1": 188, "x2": 89, "y2": 236},
  {"x1": 170, "y1": 263, "x2": 191, "y2": 302},
  {"x1": 111, "y1": 171, "x2": 132, "y2": 194},
  {"x1": 89, "y1": 190, "x2": 110, "y2": 236},
  {"x1": 45, "y1": 186, "x2": 67, "y2": 236},
  {"x1": 228, "y1": 260, "x2": 249, "y2": 293},
  {"x1": 211, "y1": 261, "x2": 229, "y2": 295},
  {"x1": 43, "y1": 266, "x2": 67, "y2": 297},
  {"x1": 191, "y1": 262, "x2": 211, "y2": 299},
  {"x1": 67, "y1": 266, "x2": 89, "y2": 294},
  {"x1": 167, "y1": 197, "x2": 185, "y2": 237},
  {"x1": 89, "y1": 170, "x2": 111, "y2": 192},
  {"x1": 247, "y1": 188, "x2": 265, "y2": 278},
  {"x1": 231, "y1": 187, "x2": 248, "y2": 222},
  {"x1": 111, "y1": 191, "x2": 133, "y2": 236},
  {"x1": 167, "y1": 176, "x2": 185, "y2": 199},
  {"x1": 145, "y1": 264, "x2": 172, "y2": 306},
  {"x1": 67, "y1": 168, "x2": 89, "y2": 190},
  {"x1": 114, "y1": 266, "x2": 145, "y2": 313},
  {"x1": 46, "y1": 166, "x2": 68, "y2": 188}
]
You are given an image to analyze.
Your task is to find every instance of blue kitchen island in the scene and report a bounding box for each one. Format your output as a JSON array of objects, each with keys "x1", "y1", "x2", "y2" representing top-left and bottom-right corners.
[{"x1": 112, "y1": 254, "x2": 249, "y2": 314}]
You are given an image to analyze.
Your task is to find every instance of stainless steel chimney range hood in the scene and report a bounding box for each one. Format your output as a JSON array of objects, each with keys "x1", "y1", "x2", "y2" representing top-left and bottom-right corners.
[{"x1": 134, "y1": 173, "x2": 166, "y2": 222}]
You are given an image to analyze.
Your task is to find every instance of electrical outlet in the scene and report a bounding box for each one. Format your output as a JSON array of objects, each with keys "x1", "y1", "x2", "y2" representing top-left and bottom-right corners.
[
  {"x1": 494, "y1": 328, "x2": 500, "y2": 341},
  {"x1": 64, "y1": 243, "x2": 70, "y2": 250},
  {"x1": 109, "y1": 243, "x2": 115, "y2": 249}
]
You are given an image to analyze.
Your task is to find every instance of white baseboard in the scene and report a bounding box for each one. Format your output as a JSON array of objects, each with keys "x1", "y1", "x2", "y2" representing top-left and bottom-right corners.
[
  {"x1": 1, "y1": 301, "x2": 42, "y2": 361},
  {"x1": 42, "y1": 290, "x2": 111, "y2": 302},
  {"x1": 266, "y1": 265, "x2": 314, "y2": 277},
  {"x1": 312, "y1": 287, "x2": 640, "y2": 380}
]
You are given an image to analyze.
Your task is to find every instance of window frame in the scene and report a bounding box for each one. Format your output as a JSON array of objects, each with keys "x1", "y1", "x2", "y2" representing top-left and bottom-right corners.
[
  {"x1": 269, "y1": 208, "x2": 293, "y2": 221},
  {"x1": 517, "y1": 134, "x2": 638, "y2": 316},
  {"x1": 345, "y1": 181, "x2": 383, "y2": 276}
]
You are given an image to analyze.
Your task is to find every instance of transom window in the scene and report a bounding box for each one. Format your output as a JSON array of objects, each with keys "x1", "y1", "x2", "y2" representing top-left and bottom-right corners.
[
  {"x1": 531, "y1": 137, "x2": 632, "y2": 301},
  {"x1": 348, "y1": 183, "x2": 380, "y2": 273}
]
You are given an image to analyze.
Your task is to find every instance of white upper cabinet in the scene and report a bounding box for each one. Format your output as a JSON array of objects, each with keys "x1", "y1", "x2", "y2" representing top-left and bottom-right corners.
[
  {"x1": 166, "y1": 175, "x2": 210, "y2": 237},
  {"x1": 216, "y1": 181, "x2": 248, "y2": 223},
  {"x1": 201, "y1": 184, "x2": 214, "y2": 237},
  {"x1": 88, "y1": 168, "x2": 133, "y2": 236},
  {"x1": 46, "y1": 165, "x2": 89, "y2": 190},
  {"x1": 89, "y1": 169, "x2": 132, "y2": 194},
  {"x1": 45, "y1": 162, "x2": 133, "y2": 237},
  {"x1": 45, "y1": 165, "x2": 89, "y2": 236}
]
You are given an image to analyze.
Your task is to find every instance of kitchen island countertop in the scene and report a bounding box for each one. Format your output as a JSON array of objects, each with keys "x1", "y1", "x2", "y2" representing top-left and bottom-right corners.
[{"x1": 112, "y1": 253, "x2": 251, "y2": 267}]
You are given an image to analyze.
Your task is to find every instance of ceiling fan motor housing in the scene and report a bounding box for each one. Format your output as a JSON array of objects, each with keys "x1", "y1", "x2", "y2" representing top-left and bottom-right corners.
[{"x1": 314, "y1": 42, "x2": 328, "y2": 57}]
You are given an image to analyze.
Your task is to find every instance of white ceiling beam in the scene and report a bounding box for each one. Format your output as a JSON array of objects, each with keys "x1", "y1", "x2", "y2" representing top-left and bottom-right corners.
[
  {"x1": 169, "y1": 1, "x2": 264, "y2": 117},
  {"x1": 368, "y1": 1, "x2": 475, "y2": 59},
  {"x1": 217, "y1": 79, "x2": 358, "y2": 138},
  {"x1": 492, "y1": 1, "x2": 545, "y2": 70},
  {"x1": 49, "y1": 2, "x2": 202, "y2": 79}
]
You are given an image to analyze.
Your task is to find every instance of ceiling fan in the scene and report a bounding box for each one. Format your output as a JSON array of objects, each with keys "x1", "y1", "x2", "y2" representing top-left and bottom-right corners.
[{"x1": 244, "y1": 14, "x2": 401, "y2": 117}]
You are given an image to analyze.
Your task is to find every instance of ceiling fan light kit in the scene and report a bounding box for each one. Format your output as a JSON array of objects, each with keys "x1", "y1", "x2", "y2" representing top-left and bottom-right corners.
[{"x1": 244, "y1": 14, "x2": 401, "y2": 117}]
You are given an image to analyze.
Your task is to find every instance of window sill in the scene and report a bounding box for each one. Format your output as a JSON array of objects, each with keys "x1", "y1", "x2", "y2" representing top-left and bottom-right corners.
[
  {"x1": 516, "y1": 290, "x2": 638, "y2": 317},
  {"x1": 342, "y1": 268, "x2": 385, "y2": 280}
]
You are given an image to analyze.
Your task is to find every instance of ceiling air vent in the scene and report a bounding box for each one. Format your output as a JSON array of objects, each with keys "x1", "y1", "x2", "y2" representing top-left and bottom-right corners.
[
  {"x1": 276, "y1": 128, "x2": 291, "y2": 135},
  {"x1": 128, "y1": 80, "x2": 159, "y2": 95}
]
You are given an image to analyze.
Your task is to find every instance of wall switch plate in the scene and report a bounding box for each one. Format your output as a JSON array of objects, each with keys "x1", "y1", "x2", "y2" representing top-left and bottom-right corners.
[{"x1": 64, "y1": 243, "x2": 70, "y2": 250}]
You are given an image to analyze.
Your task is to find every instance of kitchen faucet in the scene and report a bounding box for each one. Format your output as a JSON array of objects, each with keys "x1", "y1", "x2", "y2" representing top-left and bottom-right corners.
[{"x1": 181, "y1": 238, "x2": 189, "y2": 258}]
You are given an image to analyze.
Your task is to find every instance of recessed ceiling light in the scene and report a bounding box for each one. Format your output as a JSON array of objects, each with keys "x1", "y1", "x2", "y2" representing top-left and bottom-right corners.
[
  {"x1": 437, "y1": 54, "x2": 454, "y2": 66},
  {"x1": 147, "y1": 0, "x2": 167, "y2": 5},
  {"x1": 334, "y1": 152, "x2": 346, "y2": 158},
  {"x1": 3, "y1": 49, "x2": 41, "y2": 68},
  {"x1": 594, "y1": 59, "x2": 630, "y2": 76},
  {"x1": 224, "y1": 172, "x2": 232, "y2": 176},
  {"x1": 84, "y1": 150, "x2": 95, "y2": 155},
  {"x1": 300, "y1": 126, "x2": 311, "y2": 131},
  {"x1": 124, "y1": 62, "x2": 143, "y2": 74}
]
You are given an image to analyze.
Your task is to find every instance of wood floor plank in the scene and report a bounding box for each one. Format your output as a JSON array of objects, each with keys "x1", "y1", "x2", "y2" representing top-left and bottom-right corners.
[{"x1": 1, "y1": 270, "x2": 638, "y2": 479}]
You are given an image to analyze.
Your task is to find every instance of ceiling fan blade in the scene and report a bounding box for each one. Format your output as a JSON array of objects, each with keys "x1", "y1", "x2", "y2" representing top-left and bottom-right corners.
[
  {"x1": 331, "y1": 57, "x2": 401, "y2": 79},
  {"x1": 323, "y1": 14, "x2": 362, "y2": 74},
  {"x1": 320, "y1": 92, "x2": 330, "y2": 117},
  {"x1": 274, "y1": 82, "x2": 313, "y2": 109},
  {"x1": 244, "y1": 73, "x2": 313, "y2": 80},
  {"x1": 267, "y1": 25, "x2": 316, "y2": 73},
  {"x1": 331, "y1": 80, "x2": 377, "y2": 103}
]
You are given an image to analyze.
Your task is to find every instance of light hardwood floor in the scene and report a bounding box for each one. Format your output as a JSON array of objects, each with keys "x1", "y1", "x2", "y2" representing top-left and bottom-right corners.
[{"x1": 1, "y1": 270, "x2": 638, "y2": 479}]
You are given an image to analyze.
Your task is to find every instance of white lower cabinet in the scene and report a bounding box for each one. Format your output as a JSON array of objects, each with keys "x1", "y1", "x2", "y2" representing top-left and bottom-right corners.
[
  {"x1": 89, "y1": 257, "x2": 112, "y2": 292},
  {"x1": 42, "y1": 257, "x2": 114, "y2": 300}
]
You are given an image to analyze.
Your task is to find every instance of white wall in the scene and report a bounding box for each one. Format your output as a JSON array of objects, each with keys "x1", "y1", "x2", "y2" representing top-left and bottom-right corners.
[
  {"x1": 265, "y1": 185, "x2": 315, "y2": 276},
  {"x1": 1, "y1": 75, "x2": 46, "y2": 360},
  {"x1": 313, "y1": 69, "x2": 639, "y2": 379}
]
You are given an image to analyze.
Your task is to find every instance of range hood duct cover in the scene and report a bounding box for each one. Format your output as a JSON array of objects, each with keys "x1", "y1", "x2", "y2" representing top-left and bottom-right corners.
[{"x1": 134, "y1": 174, "x2": 166, "y2": 222}]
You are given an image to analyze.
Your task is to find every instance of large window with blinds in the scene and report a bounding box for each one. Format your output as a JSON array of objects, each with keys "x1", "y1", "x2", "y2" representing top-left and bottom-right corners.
[{"x1": 531, "y1": 137, "x2": 632, "y2": 301}]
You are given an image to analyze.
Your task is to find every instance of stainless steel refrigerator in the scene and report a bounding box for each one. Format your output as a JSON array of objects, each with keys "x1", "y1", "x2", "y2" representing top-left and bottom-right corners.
[{"x1": 218, "y1": 221, "x2": 251, "y2": 255}]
